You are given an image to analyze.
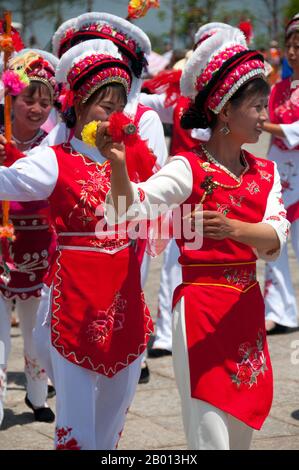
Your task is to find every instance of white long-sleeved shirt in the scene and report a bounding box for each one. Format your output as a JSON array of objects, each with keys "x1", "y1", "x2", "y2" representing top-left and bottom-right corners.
[
  {"x1": 106, "y1": 156, "x2": 289, "y2": 262},
  {"x1": 281, "y1": 120, "x2": 299, "y2": 149},
  {"x1": 0, "y1": 140, "x2": 289, "y2": 261}
]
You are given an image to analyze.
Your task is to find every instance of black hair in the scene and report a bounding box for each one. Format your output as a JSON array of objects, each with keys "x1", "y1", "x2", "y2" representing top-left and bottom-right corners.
[
  {"x1": 285, "y1": 29, "x2": 299, "y2": 41},
  {"x1": 14, "y1": 81, "x2": 52, "y2": 101},
  {"x1": 62, "y1": 82, "x2": 128, "y2": 128},
  {"x1": 181, "y1": 77, "x2": 269, "y2": 130}
]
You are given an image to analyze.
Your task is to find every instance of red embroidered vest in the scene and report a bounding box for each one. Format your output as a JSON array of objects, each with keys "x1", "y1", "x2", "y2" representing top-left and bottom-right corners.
[{"x1": 48, "y1": 143, "x2": 153, "y2": 376}]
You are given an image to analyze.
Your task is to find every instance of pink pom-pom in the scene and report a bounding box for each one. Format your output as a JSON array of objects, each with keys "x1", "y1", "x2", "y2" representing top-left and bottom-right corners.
[{"x1": 2, "y1": 70, "x2": 26, "y2": 96}]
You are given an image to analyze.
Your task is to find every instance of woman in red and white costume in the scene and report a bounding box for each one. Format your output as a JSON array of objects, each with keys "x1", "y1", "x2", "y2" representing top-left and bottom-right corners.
[
  {"x1": 262, "y1": 14, "x2": 299, "y2": 334},
  {"x1": 0, "y1": 49, "x2": 58, "y2": 426},
  {"x1": 45, "y1": 12, "x2": 168, "y2": 382},
  {"x1": 0, "y1": 39, "x2": 153, "y2": 449},
  {"x1": 141, "y1": 23, "x2": 235, "y2": 357},
  {"x1": 103, "y1": 28, "x2": 290, "y2": 449}
]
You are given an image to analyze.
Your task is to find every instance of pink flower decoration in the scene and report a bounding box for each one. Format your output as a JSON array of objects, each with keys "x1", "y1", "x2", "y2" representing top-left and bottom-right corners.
[
  {"x1": 115, "y1": 32, "x2": 126, "y2": 42},
  {"x1": 101, "y1": 25, "x2": 113, "y2": 35},
  {"x1": 128, "y1": 39, "x2": 136, "y2": 51},
  {"x1": 2, "y1": 70, "x2": 27, "y2": 96}
]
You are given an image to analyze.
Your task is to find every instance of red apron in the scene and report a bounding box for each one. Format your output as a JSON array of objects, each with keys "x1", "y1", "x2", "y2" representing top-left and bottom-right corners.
[{"x1": 173, "y1": 148, "x2": 279, "y2": 429}]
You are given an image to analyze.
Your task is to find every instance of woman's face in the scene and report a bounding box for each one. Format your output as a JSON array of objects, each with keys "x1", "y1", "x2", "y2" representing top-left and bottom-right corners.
[
  {"x1": 77, "y1": 86, "x2": 126, "y2": 130},
  {"x1": 285, "y1": 32, "x2": 299, "y2": 70},
  {"x1": 226, "y1": 93, "x2": 269, "y2": 144},
  {"x1": 13, "y1": 85, "x2": 52, "y2": 132}
]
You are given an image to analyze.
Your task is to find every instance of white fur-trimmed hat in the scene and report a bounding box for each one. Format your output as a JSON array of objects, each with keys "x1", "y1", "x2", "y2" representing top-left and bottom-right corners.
[
  {"x1": 194, "y1": 22, "x2": 233, "y2": 47},
  {"x1": 56, "y1": 39, "x2": 133, "y2": 107},
  {"x1": 181, "y1": 28, "x2": 265, "y2": 115},
  {"x1": 52, "y1": 12, "x2": 151, "y2": 73},
  {"x1": 52, "y1": 12, "x2": 152, "y2": 117}
]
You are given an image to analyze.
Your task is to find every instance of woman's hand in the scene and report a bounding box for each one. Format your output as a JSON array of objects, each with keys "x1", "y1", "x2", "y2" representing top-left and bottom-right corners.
[
  {"x1": 191, "y1": 208, "x2": 235, "y2": 240},
  {"x1": 0, "y1": 134, "x2": 7, "y2": 164},
  {"x1": 96, "y1": 121, "x2": 126, "y2": 164}
]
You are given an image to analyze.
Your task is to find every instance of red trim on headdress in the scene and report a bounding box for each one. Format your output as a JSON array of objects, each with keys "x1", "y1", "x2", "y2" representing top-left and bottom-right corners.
[{"x1": 203, "y1": 50, "x2": 264, "y2": 115}]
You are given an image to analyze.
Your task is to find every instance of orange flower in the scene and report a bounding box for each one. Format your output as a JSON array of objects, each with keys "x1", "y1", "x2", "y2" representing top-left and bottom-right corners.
[{"x1": 0, "y1": 223, "x2": 16, "y2": 241}]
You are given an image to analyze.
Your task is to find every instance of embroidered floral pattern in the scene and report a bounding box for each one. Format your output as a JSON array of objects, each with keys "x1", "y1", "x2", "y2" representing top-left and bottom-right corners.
[
  {"x1": 137, "y1": 187, "x2": 145, "y2": 202},
  {"x1": 256, "y1": 160, "x2": 267, "y2": 167},
  {"x1": 257, "y1": 169, "x2": 272, "y2": 182},
  {"x1": 231, "y1": 330, "x2": 268, "y2": 388},
  {"x1": 56, "y1": 426, "x2": 81, "y2": 450},
  {"x1": 216, "y1": 203, "x2": 230, "y2": 216},
  {"x1": 8, "y1": 247, "x2": 49, "y2": 282},
  {"x1": 223, "y1": 267, "x2": 256, "y2": 290},
  {"x1": 246, "y1": 180, "x2": 260, "y2": 195},
  {"x1": 265, "y1": 215, "x2": 281, "y2": 221},
  {"x1": 280, "y1": 160, "x2": 296, "y2": 194},
  {"x1": 24, "y1": 355, "x2": 47, "y2": 381},
  {"x1": 86, "y1": 292, "x2": 127, "y2": 344},
  {"x1": 229, "y1": 194, "x2": 244, "y2": 207},
  {"x1": 68, "y1": 155, "x2": 112, "y2": 227}
]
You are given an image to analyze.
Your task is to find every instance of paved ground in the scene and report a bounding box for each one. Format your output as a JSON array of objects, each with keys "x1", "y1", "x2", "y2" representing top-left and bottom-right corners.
[{"x1": 0, "y1": 134, "x2": 299, "y2": 450}]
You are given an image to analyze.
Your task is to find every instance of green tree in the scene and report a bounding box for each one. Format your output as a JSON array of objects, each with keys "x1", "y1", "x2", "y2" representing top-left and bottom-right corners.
[
  {"x1": 158, "y1": 0, "x2": 227, "y2": 49},
  {"x1": 284, "y1": 0, "x2": 298, "y2": 22}
]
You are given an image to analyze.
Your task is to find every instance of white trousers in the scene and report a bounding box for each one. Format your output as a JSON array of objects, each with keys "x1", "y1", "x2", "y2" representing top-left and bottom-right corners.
[
  {"x1": 152, "y1": 239, "x2": 181, "y2": 351},
  {"x1": 33, "y1": 286, "x2": 142, "y2": 449},
  {"x1": 265, "y1": 219, "x2": 299, "y2": 327},
  {"x1": 0, "y1": 295, "x2": 48, "y2": 426},
  {"x1": 51, "y1": 347, "x2": 142, "y2": 450},
  {"x1": 172, "y1": 297, "x2": 253, "y2": 450}
]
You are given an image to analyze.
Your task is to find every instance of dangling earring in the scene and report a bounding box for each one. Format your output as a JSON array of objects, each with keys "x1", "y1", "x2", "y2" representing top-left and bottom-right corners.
[{"x1": 220, "y1": 123, "x2": 230, "y2": 135}]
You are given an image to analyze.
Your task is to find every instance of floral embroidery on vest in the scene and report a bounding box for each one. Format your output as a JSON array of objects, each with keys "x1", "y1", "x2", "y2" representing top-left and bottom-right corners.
[
  {"x1": 56, "y1": 426, "x2": 81, "y2": 450},
  {"x1": 256, "y1": 160, "x2": 266, "y2": 167},
  {"x1": 229, "y1": 194, "x2": 244, "y2": 207},
  {"x1": 231, "y1": 330, "x2": 268, "y2": 388},
  {"x1": 86, "y1": 292, "x2": 127, "y2": 344},
  {"x1": 257, "y1": 169, "x2": 272, "y2": 182},
  {"x1": 246, "y1": 181, "x2": 260, "y2": 195},
  {"x1": 216, "y1": 203, "x2": 230, "y2": 216}
]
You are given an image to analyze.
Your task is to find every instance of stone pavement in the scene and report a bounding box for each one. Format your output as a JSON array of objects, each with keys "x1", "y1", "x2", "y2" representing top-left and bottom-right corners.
[{"x1": 0, "y1": 134, "x2": 299, "y2": 450}]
